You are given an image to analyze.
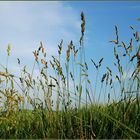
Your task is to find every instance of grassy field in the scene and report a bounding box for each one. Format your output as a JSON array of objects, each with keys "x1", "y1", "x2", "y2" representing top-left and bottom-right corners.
[{"x1": 0, "y1": 12, "x2": 140, "y2": 139}]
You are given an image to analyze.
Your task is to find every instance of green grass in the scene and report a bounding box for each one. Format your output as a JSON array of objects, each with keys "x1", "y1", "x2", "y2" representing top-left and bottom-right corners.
[
  {"x1": 0, "y1": 12, "x2": 140, "y2": 139},
  {"x1": 0, "y1": 102, "x2": 140, "y2": 139}
]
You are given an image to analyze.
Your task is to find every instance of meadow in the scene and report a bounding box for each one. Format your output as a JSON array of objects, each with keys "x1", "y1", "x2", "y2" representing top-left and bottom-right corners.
[{"x1": 0, "y1": 12, "x2": 140, "y2": 139}]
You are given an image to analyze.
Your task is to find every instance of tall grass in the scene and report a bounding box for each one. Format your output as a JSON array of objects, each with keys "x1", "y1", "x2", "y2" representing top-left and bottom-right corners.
[{"x1": 0, "y1": 12, "x2": 140, "y2": 139}]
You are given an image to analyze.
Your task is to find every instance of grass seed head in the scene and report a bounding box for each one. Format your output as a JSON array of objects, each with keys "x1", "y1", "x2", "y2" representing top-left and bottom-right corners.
[
  {"x1": 58, "y1": 40, "x2": 63, "y2": 55},
  {"x1": 7, "y1": 43, "x2": 11, "y2": 56},
  {"x1": 41, "y1": 59, "x2": 48, "y2": 68},
  {"x1": 80, "y1": 12, "x2": 85, "y2": 46},
  {"x1": 33, "y1": 50, "x2": 38, "y2": 61},
  {"x1": 137, "y1": 47, "x2": 140, "y2": 71},
  {"x1": 135, "y1": 31, "x2": 139, "y2": 42}
]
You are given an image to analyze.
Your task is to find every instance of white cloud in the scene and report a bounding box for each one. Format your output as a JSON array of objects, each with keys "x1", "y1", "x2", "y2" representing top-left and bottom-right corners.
[
  {"x1": 0, "y1": 1, "x2": 80, "y2": 74},
  {"x1": 0, "y1": 2, "x2": 87, "y2": 108}
]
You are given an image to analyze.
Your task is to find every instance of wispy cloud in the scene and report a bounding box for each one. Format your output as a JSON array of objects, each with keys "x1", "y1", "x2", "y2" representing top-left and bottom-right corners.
[{"x1": 0, "y1": 1, "x2": 80, "y2": 73}]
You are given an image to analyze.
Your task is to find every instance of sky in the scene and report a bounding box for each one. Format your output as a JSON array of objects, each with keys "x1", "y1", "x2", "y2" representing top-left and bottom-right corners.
[{"x1": 0, "y1": 1, "x2": 140, "y2": 105}]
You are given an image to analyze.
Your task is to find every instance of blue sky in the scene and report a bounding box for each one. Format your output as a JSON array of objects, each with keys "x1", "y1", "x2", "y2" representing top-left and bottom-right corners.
[
  {"x1": 0, "y1": 1, "x2": 140, "y2": 104},
  {"x1": 0, "y1": 2, "x2": 139, "y2": 71}
]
